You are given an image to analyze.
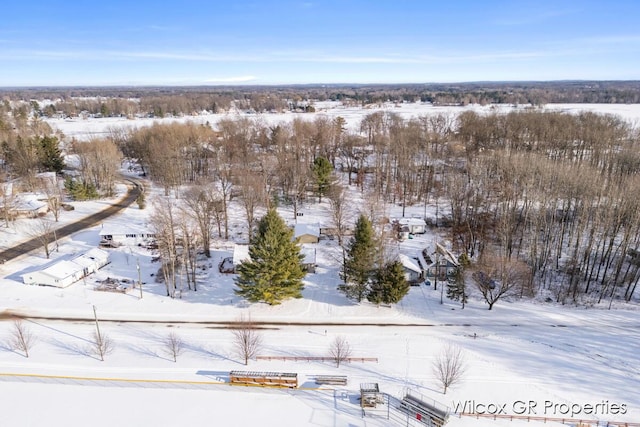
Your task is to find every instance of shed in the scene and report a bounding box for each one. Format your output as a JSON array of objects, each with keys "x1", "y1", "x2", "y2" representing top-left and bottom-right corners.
[
  {"x1": 360, "y1": 383, "x2": 382, "y2": 408},
  {"x1": 300, "y1": 246, "x2": 317, "y2": 273},
  {"x1": 398, "y1": 217, "x2": 427, "y2": 235}
]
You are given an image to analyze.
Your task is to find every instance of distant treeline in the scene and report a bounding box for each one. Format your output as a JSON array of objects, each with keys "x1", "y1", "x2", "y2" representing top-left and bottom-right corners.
[{"x1": 1, "y1": 81, "x2": 640, "y2": 118}]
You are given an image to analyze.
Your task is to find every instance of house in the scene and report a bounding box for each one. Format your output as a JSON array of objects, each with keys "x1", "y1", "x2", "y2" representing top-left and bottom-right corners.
[
  {"x1": 397, "y1": 217, "x2": 427, "y2": 235},
  {"x1": 21, "y1": 248, "x2": 110, "y2": 288},
  {"x1": 417, "y1": 242, "x2": 460, "y2": 281},
  {"x1": 99, "y1": 222, "x2": 156, "y2": 247},
  {"x1": 293, "y1": 223, "x2": 320, "y2": 244},
  {"x1": 398, "y1": 254, "x2": 422, "y2": 284},
  {"x1": 220, "y1": 244, "x2": 317, "y2": 274},
  {"x1": 10, "y1": 195, "x2": 49, "y2": 218}
]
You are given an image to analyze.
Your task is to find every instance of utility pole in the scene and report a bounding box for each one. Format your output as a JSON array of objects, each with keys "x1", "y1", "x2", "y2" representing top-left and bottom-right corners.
[
  {"x1": 92, "y1": 305, "x2": 101, "y2": 339},
  {"x1": 436, "y1": 247, "x2": 444, "y2": 304},
  {"x1": 137, "y1": 258, "x2": 142, "y2": 299},
  {"x1": 434, "y1": 247, "x2": 439, "y2": 292}
]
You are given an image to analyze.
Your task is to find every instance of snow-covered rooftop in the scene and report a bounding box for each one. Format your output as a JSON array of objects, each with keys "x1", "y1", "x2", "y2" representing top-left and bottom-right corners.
[{"x1": 294, "y1": 223, "x2": 320, "y2": 238}]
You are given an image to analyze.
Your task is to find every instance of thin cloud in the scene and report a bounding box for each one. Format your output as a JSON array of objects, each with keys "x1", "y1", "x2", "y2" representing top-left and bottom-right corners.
[
  {"x1": 0, "y1": 43, "x2": 622, "y2": 66},
  {"x1": 493, "y1": 9, "x2": 576, "y2": 26}
]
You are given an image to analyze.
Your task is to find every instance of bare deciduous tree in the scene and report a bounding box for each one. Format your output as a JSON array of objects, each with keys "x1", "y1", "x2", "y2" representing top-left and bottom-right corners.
[
  {"x1": 0, "y1": 178, "x2": 18, "y2": 228},
  {"x1": 38, "y1": 173, "x2": 63, "y2": 222},
  {"x1": 27, "y1": 217, "x2": 56, "y2": 258},
  {"x1": 472, "y1": 252, "x2": 531, "y2": 310},
  {"x1": 231, "y1": 314, "x2": 263, "y2": 365},
  {"x1": 89, "y1": 330, "x2": 114, "y2": 362},
  {"x1": 10, "y1": 319, "x2": 35, "y2": 358},
  {"x1": 150, "y1": 196, "x2": 180, "y2": 297},
  {"x1": 327, "y1": 184, "x2": 353, "y2": 248},
  {"x1": 328, "y1": 335, "x2": 352, "y2": 367},
  {"x1": 182, "y1": 183, "x2": 218, "y2": 258},
  {"x1": 72, "y1": 138, "x2": 123, "y2": 197},
  {"x1": 163, "y1": 331, "x2": 184, "y2": 362},
  {"x1": 236, "y1": 165, "x2": 266, "y2": 241},
  {"x1": 432, "y1": 344, "x2": 466, "y2": 394}
]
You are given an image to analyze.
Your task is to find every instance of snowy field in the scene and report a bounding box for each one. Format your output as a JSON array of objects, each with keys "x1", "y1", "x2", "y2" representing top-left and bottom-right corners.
[
  {"x1": 45, "y1": 101, "x2": 640, "y2": 142},
  {"x1": 1, "y1": 102, "x2": 639, "y2": 426}
]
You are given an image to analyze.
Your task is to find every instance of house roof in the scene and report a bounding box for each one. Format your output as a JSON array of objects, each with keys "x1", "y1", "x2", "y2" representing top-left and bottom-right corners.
[
  {"x1": 435, "y1": 242, "x2": 460, "y2": 267},
  {"x1": 398, "y1": 217, "x2": 426, "y2": 227},
  {"x1": 21, "y1": 249, "x2": 110, "y2": 284},
  {"x1": 398, "y1": 254, "x2": 422, "y2": 273},
  {"x1": 38, "y1": 260, "x2": 82, "y2": 281},
  {"x1": 300, "y1": 247, "x2": 316, "y2": 265},
  {"x1": 13, "y1": 195, "x2": 47, "y2": 212},
  {"x1": 294, "y1": 223, "x2": 320, "y2": 238},
  {"x1": 83, "y1": 247, "x2": 110, "y2": 260},
  {"x1": 71, "y1": 248, "x2": 109, "y2": 268}
]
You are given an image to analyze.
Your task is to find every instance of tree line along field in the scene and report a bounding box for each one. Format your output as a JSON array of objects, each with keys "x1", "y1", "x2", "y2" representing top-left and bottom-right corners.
[
  {"x1": 3, "y1": 81, "x2": 640, "y2": 118},
  {"x1": 1, "y1": 90, "x2": 640, "y2": 308}
]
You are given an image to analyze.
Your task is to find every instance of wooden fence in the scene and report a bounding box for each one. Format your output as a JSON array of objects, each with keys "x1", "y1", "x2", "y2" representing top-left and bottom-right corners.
[
  {"x1": 256, "y1": 356, "x2": 377, "y2": 363},
  {"x1": 460, "y1": 413, "x2": 639, "y2": 426}
]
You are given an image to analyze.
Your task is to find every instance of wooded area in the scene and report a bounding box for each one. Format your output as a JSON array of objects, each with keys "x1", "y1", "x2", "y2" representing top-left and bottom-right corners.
[{"x1": 2, "y1": 84, "x2": 640, "y2": 306}]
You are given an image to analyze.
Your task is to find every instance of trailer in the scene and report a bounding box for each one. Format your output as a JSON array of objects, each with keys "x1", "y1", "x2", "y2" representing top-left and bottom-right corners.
[{"x1": 229, "y1": 371, "x2": 298, "y2": 388}]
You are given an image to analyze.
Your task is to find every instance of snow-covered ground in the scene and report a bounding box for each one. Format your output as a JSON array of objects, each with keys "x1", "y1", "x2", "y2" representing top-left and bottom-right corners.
[
  {"x1": 1, "y1": 103, "x2": 639, "y2": 426},
  {"x1": 46, "y1": 102, "x2": 640, "y2": 142}
]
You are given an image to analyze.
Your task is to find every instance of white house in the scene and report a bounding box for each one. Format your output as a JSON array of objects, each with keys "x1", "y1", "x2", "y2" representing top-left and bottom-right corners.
[
  {"x1": 21, "y1": 248, "x2": 110, "y2": 288},
  {"x1": 99, "y1": 222, "x2": 156, "y2": 247}
]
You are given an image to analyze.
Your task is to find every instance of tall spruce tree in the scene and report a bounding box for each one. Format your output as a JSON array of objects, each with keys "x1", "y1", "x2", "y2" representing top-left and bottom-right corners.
[
  {"x1": 37, "y1": 136, "x2": 65, "y2": 173},
  {"x1": 368, "y1": 260, "x2": 410, "y2": 304},
  {"x1": 342, "y1": 214, "x2": 376, "y2": 301},
  {"x1": 235, "y1": 209, "x2": 306, "y2": 305},
  {"x1": 312, "y1": 156, "x2": 333, "y2": 203},
  {"x1": 446, "y1": 269, "x2": 467, "y2": 308}
]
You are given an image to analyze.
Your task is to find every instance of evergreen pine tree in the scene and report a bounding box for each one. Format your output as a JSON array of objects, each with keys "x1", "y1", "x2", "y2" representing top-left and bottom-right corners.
[
  {"x1": 37, "y1": 136, "x2": 65, "y2": 173},
  {"x1": 312, "y1": 156, "x2": 333, "y2": 202},
  {"x1": 64, "y1": 177, "x2": 98, "y2": 201},
  {"x1": 446, "y1": 269, "x2": 467, "y2": 308},
  {"x1": 235, "y1": 209, "x2": 306, "y2": 305},
  {"x1": 368, "y1": 260, "x2": 410, "y2": 304},
  {"x1": 343, "y1": 214, "x2": 376, "y2": 301}
]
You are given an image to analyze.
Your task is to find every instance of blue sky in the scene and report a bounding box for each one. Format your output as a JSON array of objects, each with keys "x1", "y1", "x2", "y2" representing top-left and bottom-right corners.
[{"x1": 2, "y1": 0, "x2": 640, "y2": 86}]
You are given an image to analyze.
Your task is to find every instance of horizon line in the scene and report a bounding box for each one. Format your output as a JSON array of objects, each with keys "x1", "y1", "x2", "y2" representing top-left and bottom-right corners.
[{"x1": 2, "y1": 79, "x2": 640, "y2": 90}]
